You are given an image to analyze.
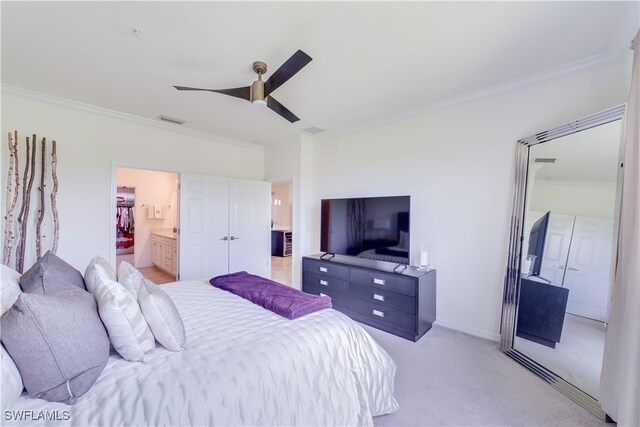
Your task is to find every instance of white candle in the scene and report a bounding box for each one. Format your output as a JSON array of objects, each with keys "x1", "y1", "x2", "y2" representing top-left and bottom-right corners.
[{"x1": 419, "y1": 250, "x2": 429, "y2": 267}]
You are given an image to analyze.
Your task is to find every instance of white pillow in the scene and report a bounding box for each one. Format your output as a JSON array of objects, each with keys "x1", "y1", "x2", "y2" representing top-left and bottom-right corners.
[
  {"x1": 138, "y1": 279, "x2": 186, "y2": 352},
  {"x1": 0, "y1": 265, "x2": 23, "y2": 409},
  {"x1": 1, "y1": 264, "x2": 22, "y2": 317},
  {"x1": 0, "y1": 345, "x2": 23, "y2": 411},
  {"x1": 84, "y1": 256, "x2": 116, "y2": 293},
  {"x1": 117, "y1": 261, "x2": 144, "y2": 294},
  {"x1": 93, "y1": 276, "x2": 155, "y2": 362}
]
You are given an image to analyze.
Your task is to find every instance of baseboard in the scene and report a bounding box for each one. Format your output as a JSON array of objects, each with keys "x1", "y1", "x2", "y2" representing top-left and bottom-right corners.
[{"x1": 434, "y1": 319, "x2": 500, "y2": 342}]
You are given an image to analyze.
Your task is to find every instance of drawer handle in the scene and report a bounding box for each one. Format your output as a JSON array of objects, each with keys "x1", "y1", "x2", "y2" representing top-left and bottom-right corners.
[
  {"x1": 373, "y1": 278, "x2": 385, "y2": 286},
  {"x1": 319, "y1": 267, "x2": 328, "y2": 273},
  {"x1": 372, "y1": 309, "x2": 385, "y2": 318},
  {"x1": 373, "y1": 293, "x2": 385, "y2": 302},
  {"x1": 319, "y1": 280, "x2": 329, "y2": 286},
  {"x1": 320, "y1": 293, "x2": 327, "y2": 297}
]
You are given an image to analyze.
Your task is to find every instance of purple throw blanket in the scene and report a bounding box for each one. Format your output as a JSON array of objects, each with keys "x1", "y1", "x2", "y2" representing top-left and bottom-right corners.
[{"x1": 210, "y1": 271, "x2": 332, "y2": 320}]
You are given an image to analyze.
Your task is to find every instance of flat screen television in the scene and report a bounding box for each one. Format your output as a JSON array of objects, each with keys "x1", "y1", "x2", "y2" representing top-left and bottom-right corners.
[
  {"x1": 527, "y1": 211, "x2": 550, "y2": 277},
  {"x1": 320, "y1": 195, "x2": 410, "y2": 264}
]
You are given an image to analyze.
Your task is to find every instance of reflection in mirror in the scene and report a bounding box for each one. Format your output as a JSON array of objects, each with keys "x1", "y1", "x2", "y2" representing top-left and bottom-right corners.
[{"x1": 514, "y1": 119, "x2": 622, "y2": 400}]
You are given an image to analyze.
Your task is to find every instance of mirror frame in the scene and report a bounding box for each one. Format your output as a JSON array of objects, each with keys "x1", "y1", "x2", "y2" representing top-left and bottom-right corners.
[{"x1": 499, "y1": 104, "x2": 626, "y2": 419}]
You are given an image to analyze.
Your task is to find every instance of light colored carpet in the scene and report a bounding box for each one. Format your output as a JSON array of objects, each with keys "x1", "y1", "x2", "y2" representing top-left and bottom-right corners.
[
  {"x1": 365, "y1": 325, "x2": 607, "y2": 426},
  {"x1": 514, "y1": 314, "x2": 605, "y2": 399}
]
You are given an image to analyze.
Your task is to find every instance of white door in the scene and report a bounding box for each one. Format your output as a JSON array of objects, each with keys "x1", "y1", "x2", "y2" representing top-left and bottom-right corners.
[
  {"x1": 179, "y1": 174, "x2": 229, "y2": 281},
  {"x1": 563, "y1": 217, "x2": 614, "y2": 322},
  {"x1": 228, "y1": 179, "x2": 271, "y2": 278},
  {"x1": 539, "y1": 214, "x2": 576, "y2": 285}
]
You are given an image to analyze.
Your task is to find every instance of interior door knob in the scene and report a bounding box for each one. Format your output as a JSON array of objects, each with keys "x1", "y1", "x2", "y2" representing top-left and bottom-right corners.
[
  {"x1": 220, "y1": 236, "x2": 228, "y2": 241},
  {"x1": 567, "y1": 267, "x2": 579, "y2": 271},
  {"x1": 556, "y1": 265, "x2": 565, "y2": 270}
]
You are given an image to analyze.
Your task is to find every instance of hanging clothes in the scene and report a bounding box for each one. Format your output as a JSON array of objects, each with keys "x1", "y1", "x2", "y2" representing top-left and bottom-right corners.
[
  {"x1": 116, "y1": 187, "x2": 135, "y2": 255},
  {"x1": 116, "y1": 206, "x2": 135, "y2": 233}
]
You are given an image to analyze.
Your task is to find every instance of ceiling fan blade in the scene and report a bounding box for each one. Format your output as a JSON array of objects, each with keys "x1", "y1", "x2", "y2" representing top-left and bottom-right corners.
[
  {"x1": 264, "y1": 50, "x2": 312, "y2": 96},
  {"x1": 267, "y1": 96, "x2": 300, "y2": 123},
  {"x1": 173, "y1": 85, "x2": 250, "y2": 101}
]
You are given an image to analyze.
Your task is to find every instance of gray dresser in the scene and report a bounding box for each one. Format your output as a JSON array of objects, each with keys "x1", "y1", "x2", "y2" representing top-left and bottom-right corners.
[{"x1": 302, "y1": 254, "x2": 436, "y2": 341}]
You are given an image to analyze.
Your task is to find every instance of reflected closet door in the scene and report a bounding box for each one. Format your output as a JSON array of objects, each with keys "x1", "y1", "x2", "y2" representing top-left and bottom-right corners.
[
  {"x1": 564, "y1": 217, "x2": 614, "y2": 322},
  {"x1": 539, "y1": 213, "x2": 576, "y2": 285}
]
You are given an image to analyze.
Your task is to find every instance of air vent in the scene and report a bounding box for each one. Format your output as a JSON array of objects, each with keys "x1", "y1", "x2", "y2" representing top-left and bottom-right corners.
[
  {"x1": 304, "y1": 126, "x2": 325, "y2": 134},
  {"x1": 534, "y1": 158, "x2": 556, "y2": 164},
  {"x1": 159, "y1": 115, "x2": 185, "y2": 125}
]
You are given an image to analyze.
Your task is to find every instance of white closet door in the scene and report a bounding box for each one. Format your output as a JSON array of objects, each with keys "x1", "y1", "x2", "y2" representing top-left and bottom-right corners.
[
  {"x1": 564, "y1": 217, "x2": 614, "y2": 322},
  {"x1": 228, "y1": 179, "x2": 271, "y2": 278},
  {"x1": 179, "y1": 174, "x2": 229, "y2": 281},
  {"x1": 539, "y1": 213, "x2": 576, "y2": 285}
]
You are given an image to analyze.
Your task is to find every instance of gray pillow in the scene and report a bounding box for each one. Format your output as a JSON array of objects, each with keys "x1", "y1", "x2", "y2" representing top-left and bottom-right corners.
[
  {"x1": 0, "y1": 290, "x2": 109, "y2": 404},
  {"x1": 20, "y1": 251, "x2": 86, "y2": 294}
]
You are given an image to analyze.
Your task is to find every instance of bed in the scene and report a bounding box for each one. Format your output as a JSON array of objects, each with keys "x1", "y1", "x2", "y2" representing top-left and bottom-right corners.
[{"x1": 6, "y1": 279, "x2": 399, "y2": 426}]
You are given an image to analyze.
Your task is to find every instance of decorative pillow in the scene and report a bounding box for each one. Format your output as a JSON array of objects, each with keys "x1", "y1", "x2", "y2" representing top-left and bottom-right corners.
[
  {"x1": 1, "y1": 291, "x2": 110, "y2": 404},
  {"x1": 117, "y1": 261, "x2": 144, "y2": 294},
  {"x1": 84, "y1": 256, "x2": 117, "y2": 294},
  {"x1": 138, "y1": 279, "x2": 186, "y2": 351},
  {"x1": 0, "y1": 345, "x2": 23, "y2": 411},
  {"x1": 93, "y1": 276, "x2": 155, "y2": 362},
  {"x1": 19, "y1": 251, "x2": 85, "y2": 294},
  {"x1": 1, "y1": 264, "x2": 22, "y2": 317}
]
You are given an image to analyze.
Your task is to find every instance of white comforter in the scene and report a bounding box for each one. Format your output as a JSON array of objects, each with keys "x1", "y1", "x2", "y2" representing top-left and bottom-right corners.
[{"x1": 5, "y1": 280, "x2": 398, "y2": 426}]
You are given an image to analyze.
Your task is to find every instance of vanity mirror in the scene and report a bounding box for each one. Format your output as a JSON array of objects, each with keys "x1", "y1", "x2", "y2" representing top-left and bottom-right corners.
[{"x1": 500, "y1": 105, "x2": 626, "y2": 418}]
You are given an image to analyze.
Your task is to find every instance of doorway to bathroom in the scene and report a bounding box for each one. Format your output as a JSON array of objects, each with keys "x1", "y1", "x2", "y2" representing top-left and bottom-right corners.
[
  {"x1": 116, "y1": 167, "x2": 179, "y2": 284},
  {"x1": 270, "y1": 179, "x2": 293, "y2": 285}
]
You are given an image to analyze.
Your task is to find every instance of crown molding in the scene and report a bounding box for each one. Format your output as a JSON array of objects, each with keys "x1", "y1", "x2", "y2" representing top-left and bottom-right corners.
[
  {"x1": 314, "y1": 51, "x2": 620, "y2": 143},
  {"x1": 0, "y1": 84, "x2": 263, "y2": 151}
]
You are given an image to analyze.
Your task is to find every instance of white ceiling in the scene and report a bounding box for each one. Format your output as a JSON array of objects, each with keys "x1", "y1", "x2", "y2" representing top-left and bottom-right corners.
[
  {"x1": 530, "y1": 119, "x2": 622, "y2": 183},
  {"x1": 2, "y1": 1, "x2": 638, "y2": 146}
]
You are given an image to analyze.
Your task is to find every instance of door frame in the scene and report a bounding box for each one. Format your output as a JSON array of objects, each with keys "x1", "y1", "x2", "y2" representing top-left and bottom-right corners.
[
  {"x1": 268, "y1": 175, "x2": 295, "y2": 285},
  {"x1": 109, "y1": 161, "x2": 180, "y2": 271}
]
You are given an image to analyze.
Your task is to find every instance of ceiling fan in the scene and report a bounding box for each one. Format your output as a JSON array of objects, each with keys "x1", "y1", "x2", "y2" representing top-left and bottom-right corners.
[{"x1": 174, "y1": 50, "x2": 312, "y2": 123}]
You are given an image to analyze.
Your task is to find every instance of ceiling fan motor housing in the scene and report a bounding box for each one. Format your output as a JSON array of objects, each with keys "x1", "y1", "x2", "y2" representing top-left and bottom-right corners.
[
  {"x1": 251, "y1": 61, "x2": 267, "y2": 103},
  {"x1": 251, "y1": 79, "x2": 265, "y2": 103}
]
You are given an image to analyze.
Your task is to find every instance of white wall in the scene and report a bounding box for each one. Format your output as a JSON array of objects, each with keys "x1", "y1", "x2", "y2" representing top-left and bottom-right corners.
[
  {"x1": 1, "y1": 89, "x2": 264, "y2": 273},
  {"x1": 263, "y1": 135, "x2": 316, "y2": 289},
  {"x1": 264, "y1": 140, "x2": 300, "y2": 285},
  {"x1": 530, "y1": 180, "x2": 617, "y2": 219},
  {"x1": 305, "y1": 61, "x2": 631, "y2": 340},
  {"x1": 116, "y1": 167, "x2": 177, "y2": 268}
]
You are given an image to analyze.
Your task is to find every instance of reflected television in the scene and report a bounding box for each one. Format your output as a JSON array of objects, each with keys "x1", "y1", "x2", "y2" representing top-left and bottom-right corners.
[{"x1": 527, "y1": 211, "x2": 550, "y2": 277}]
